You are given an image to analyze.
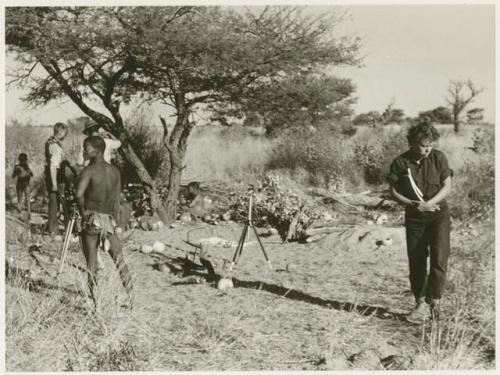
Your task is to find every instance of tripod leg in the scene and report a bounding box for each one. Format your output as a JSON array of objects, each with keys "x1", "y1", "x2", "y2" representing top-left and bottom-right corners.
[
  {"x1": 58, "y1": 216, "x2": 75, "y2": 276},
  {"x1": 237, "y1": 223, "x2": 249, "y2": 259},
  {"x1": 251, "y1": 224, "x2": 272, "y2": 269},
  {"x1": 230, "y1": 223, "x2": 248, "y2": 270},
  {"x1": 60, "y1": 216, "x2": 72, "y2": 258},
  {"x1": 238, "y1": 224, "x2": 250, "y2": 259}
]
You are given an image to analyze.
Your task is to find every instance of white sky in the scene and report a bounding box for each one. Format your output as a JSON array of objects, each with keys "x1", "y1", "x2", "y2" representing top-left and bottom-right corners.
[{"x1": 3, "y1": 4, "x2": 496, "y2": 125}]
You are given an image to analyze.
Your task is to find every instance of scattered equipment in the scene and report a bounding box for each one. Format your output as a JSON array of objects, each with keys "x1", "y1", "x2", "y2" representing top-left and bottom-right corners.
[{"x1": 57, "y1": 185, "x2": 81, "y2": 276}]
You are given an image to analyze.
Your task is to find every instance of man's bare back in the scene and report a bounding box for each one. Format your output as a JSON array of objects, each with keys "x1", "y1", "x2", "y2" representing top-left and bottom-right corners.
[
  {"x1": 76, "y1": 135, "x2": 132, "y2": 309},
  {"x1": 80, "y1": 161, "x2": 121, "y2": 218}
]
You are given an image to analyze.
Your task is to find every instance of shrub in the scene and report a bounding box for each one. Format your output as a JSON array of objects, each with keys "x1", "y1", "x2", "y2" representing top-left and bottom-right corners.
[
  {"x1": 266, "y1": 127, "x2": 362, "y2": 192},
  {"x1": 352, "y1": 128, "x2": 408, "y2": 185},
  {"x1": 449, "y1": 155, "x2": 494, "y2": 220},
  {"x1": 470, "y1": 127, "x2": 494, "y2": 154},
  {"x1": 117, "y1": 109, "x2": 168, "y2": 185}
]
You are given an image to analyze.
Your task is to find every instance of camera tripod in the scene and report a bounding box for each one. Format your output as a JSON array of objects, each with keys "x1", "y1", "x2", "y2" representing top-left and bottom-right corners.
[
  {"x1": 57, "y1": 188, "x2": 81, "y2": 277},
  {"x1": 229, "y1": 186, "x2": 272, "y2": 271}
]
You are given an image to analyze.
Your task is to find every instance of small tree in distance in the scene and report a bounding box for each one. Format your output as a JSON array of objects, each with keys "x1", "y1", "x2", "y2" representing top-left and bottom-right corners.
[{"x1": 446, "y1": 79, "x2": 483, "y2": 133}]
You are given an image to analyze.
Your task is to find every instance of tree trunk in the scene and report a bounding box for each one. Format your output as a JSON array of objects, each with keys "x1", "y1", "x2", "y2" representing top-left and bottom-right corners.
[
  {"x1": 120, "y1": 143, "x2": 169, "y2": 223},
  {"x1": 40, "y1": 61, "x2": 171, "y2": 223},
  {"x1": 453, "y1": 111, "x2": 460, "y2": 133},
  {"x1": 163, "y1": 158, "x2": 183, "y2": 222},
  {"x1": 161, "y1": 102, "x2": 192, "y2": 223}
]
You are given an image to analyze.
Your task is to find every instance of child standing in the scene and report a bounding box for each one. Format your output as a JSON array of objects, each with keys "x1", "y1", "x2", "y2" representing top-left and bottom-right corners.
[{"x1": 12, "y1": 153, "x2": 33, "y2": 219}]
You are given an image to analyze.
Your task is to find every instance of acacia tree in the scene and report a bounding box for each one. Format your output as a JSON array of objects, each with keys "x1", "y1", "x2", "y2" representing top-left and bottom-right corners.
[
  {"x1": 446, "y1": 79, "x2": 483, "y2": 133},
  {"x1": 6, "y1": 6, "x2": 361, "y2": 222},
  {"x1": 210, "y1": 72, "x2": 356, "y2": 135}
]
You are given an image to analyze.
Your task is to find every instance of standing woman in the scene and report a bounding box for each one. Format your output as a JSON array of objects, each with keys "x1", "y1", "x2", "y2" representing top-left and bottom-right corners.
[{"x1": 387, "y1": 119, "x2": 453, "y2": 322}]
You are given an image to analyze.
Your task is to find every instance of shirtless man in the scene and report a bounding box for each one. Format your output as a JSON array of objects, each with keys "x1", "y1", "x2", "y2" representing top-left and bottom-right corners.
[{"x1": 76, "y1": 136, "x2": 133, "y2": 308}]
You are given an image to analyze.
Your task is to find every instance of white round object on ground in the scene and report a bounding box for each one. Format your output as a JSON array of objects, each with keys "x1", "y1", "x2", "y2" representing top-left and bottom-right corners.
[
  {"x1": 151, "y1": 222, "x2": 159, "y2": 231},
  {"x1": 115, "y1": 227, "x2": 123, "y2": 235},
  {"x1": 158, "y1": 263, "x2": 171, "y2": 273},
  {"x1": 153, "y1": 241, "x2": 165, "y2": 253},
  {"x1": 202, "y1": 214, "x2": 212, "y2": 223},
  {"x1": 180, "y1": 213, "x2": 191, "y2": 223},
  {"x1": 140, "y1": 244, "x2": 154, "y2": 254},
  {"x1": 268, "y1": 228, "x2": 279, "y2": 235},
  {"x1": 222, "y1": 212, "x2": 231, "y2": 221},
  {"x1": 170, "y1": 223, "x2": 177, "y2": 229},
  {"x1": 382, "y1": 238, "x2": 393, "y2": 246},
  {"x1": 376, "y1": 214, "x2": 388, "y2": 225},
  {"x1": 156, "y1": 221, "x2": 164, "y2": 229},
  {"x1": 217, "y1": 278, "x2": 233, "y2": 290}
]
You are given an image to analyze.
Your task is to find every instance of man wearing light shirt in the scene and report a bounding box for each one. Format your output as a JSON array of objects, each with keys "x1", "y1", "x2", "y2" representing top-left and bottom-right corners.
[
  {"x1": 44, "y1": 122, "x2": 69, "y2": 234},
  {"x1": 77, "y1": 122, "x2": 122, "y2": 167}
]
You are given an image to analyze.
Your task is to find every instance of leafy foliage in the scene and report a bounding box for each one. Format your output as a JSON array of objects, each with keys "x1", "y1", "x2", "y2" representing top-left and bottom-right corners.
[
  {"x1": 6, "y1": 6, "x2": 362, "y2": 222},
  {"x1": 353, "y1": 130, "x2": 408, "y2": 185},
  {"x1": 211, "y1": 72, "x2": 357, "y2": 135},
  {"x1": 381, "y1": 102, "x2": 405, "y2": 124},
  {"x1": 418, "y1": 106, "x2": 453, "y2": 124},
  {"x1": 228, "y1": 174, "x2": 323, "y2": 241},
  {"x1": 267, "y1": 126, "x2": 361, "y2": 191},
  {"x1": 352, "y1": 111, "x2": 382, "y2": 127}
]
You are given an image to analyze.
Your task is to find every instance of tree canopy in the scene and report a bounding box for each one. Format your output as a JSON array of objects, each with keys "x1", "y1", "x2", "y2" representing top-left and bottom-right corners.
[{"x1": 6, "y1": 6, "x2": 362, "y2": 221}]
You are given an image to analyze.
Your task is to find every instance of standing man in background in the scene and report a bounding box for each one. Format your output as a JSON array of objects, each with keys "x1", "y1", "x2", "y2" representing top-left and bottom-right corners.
[
  {"x1": 77, "y1": 121, "x2": 122, "y2": 167},
  {"x1": 44, "y1": 122, "x2": 69, "y2": 234}
]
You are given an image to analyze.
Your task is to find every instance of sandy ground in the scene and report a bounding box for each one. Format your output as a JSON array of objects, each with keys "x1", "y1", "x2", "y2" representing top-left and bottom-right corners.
[{"x1": 7, "y1": 208, "x2": 493, "y2": 371}]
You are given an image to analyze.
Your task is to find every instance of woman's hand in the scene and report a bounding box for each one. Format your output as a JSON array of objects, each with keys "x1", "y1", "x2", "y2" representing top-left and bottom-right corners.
[{"x1": 416, "y1": 201, "x2": 440, "y2": 212}]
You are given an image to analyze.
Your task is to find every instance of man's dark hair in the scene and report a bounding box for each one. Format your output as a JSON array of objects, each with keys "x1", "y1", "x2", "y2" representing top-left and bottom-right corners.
[
  {"x1": 84, "y1": 135, "x2": 106, "y2": 153},
  {"x1": 407, "y1": 117, "x2": 440, "y2": 145},
  {"x1": 18, "y1": 153, "x2": 28, "y2": 162}
]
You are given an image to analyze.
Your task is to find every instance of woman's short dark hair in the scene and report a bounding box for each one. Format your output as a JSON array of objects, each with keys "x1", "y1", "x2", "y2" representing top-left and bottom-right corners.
[{"x1": 407, "y1": 117, "x2": 440, "y2": 145}]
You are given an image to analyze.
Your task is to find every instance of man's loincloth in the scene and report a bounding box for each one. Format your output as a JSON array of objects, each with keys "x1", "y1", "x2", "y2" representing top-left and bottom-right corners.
[{"x1": 83, "y1": 211, "x2": 117, "y2": 251}]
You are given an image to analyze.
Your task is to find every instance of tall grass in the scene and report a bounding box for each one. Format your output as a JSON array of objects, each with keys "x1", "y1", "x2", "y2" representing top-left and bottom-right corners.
[
  {"x1": 411, "y1": 235, "x2": 495, "y2": 370},
  {"x1": 5, "y1": 118, "x2": 494, "y2": 220},
  {"x1": 183, "y1": 126, "x2": 273, "y2": 184},
  {"x1": 6, "y1": 243, "x2": 148, "y2": 371}
]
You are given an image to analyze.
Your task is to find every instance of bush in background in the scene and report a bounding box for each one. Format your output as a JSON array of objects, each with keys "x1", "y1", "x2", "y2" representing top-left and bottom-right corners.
[
  {"x1": 448, "y1": 127, "x2": 494, "y2": 220},
  {"x1": 266, "y1": 126, "x2": 363, "y2": 193},
  {"x1": 117, "y1": 109, "x2": 169, "y2": 185},
  {"x1": 352, "y1": 126, "x2": 408, "y2": 185}
]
